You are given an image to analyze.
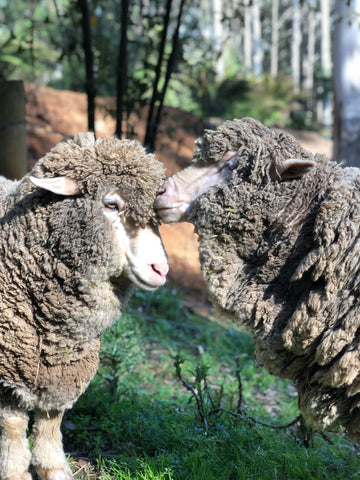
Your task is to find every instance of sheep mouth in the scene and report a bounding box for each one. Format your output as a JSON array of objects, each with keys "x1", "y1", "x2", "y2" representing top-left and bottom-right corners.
[
  {"x1": 126, "y1": 265, "x2": 167, "y2": 291},
  {"x1": 156, "y1": 204, "x2": 189, "y2": 223}
]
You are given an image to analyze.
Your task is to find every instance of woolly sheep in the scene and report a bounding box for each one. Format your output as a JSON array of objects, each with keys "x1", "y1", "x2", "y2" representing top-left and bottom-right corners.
[
  {"x1": 155, "y1": 117, "x2": 360, "y2": 442},
  {"x1": 0, "y1": 132, "x2": 168, "y2": 480}
]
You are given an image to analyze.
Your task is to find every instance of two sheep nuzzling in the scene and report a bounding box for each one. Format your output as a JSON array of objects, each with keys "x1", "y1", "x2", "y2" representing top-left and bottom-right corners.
[
  {"x1": 0, "y1": 133, "x2": 168, "y2": 480},
  {"x1": 156, "y1": 117, "x2": 360, "y2": 442}
]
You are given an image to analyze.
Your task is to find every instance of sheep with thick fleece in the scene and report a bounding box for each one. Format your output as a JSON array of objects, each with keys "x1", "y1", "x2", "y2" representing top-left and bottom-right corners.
[
  {"x1": 155, "y1": 117, "x2": 360, "y2": 441},
  {"x1": 0, "y1": 132, "x2": 168, "y2": 480}
]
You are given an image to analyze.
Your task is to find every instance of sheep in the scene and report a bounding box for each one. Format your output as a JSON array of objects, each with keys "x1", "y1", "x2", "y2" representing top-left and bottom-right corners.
[
  {"x1": 155, "y1": 117, "x2": 360, "y2": 443},
  {"x1": 0, "y1": 132, "x2": 168, "y2": 480}
]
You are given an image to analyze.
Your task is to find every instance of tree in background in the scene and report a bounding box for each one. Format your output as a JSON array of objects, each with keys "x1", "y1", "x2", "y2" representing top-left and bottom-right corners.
[
  {"x1": 78, "y1": 0, "x2": 95, "y2": 132},
  {"x1": 115, "y1": 0, "x2": 129, "y2": 139},
  {"x1": 333, "y1": 0, "x2": 360, "y2": 166},
  {"x1": 144, "y1": 0, "x2": 187, "y2": 152},
  {"x1": 4, "y1": 0, "x2": 360, "y2": 158},
  {"x1": 143, "y1": 0, "x2": 173, "y2": 151}
]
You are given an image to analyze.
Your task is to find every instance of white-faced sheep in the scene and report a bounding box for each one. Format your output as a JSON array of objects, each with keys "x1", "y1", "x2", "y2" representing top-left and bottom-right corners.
[
  {"x1": 155, "y1": 117, "x2": 360, "y2": 442},
  {"x1": 0, "y1": 132, "x2": 168, "y2": 480}
]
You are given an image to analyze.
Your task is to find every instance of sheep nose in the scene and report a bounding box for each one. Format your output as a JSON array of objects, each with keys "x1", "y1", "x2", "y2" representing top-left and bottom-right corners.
[
  {"x1": 151, "y1": 262, "x2": 169, "y2": 279},
  {"x1": 157, "y1": 186, "x2": 166, "y2": 196}
]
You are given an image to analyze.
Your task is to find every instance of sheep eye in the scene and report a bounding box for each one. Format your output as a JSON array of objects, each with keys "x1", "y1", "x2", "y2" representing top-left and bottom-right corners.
[{"x1": 104, "y1": 200, "x2": 119, "y2": 211}]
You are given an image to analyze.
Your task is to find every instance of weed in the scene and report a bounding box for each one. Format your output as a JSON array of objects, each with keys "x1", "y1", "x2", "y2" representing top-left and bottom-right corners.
[{"x1": 63, "y1": 285, "x2": 360, "y2": 480}]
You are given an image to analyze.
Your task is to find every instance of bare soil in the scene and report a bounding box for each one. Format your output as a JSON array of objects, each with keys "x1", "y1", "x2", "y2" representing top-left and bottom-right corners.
[{"x1": 25, "y1": 83, "x2": 333, "y2": 303}]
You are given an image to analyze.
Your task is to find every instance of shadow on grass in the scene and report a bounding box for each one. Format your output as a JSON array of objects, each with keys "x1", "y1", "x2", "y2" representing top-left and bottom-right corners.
[{"x1": 62, "y1": 286, "x2": 360, "y2": 480}]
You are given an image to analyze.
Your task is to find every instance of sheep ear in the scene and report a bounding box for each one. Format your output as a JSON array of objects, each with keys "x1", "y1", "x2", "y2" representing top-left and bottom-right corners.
[
  {"x1": 270, "y1": 159, "x2": 316, "y2": 181},
  {"x1": 30, "y1": 176, "x2": 80, "y2": 196}
]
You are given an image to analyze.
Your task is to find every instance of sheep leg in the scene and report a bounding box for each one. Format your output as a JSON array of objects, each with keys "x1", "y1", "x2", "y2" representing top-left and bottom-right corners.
[
  {"x1": 0, "y1": 406, "x2": 32, "y2": 480},
  {"x1": 32, "y1": 409, "x2": 72, "y2": 480}
]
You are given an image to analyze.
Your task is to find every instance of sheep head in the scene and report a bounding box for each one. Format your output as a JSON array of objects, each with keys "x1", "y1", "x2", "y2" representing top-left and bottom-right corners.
[
  {"x1": 28, "y1": 133, "x2": 168, "y2": 291},
  {"x1": 155, "y1": 118, "x2": 316, "y2": 223}
]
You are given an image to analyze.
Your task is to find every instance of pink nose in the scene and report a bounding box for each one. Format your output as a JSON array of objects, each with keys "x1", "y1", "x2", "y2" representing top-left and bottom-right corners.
[{"x1": 151, "y1": 262, "x2": 169, "y2": 280}]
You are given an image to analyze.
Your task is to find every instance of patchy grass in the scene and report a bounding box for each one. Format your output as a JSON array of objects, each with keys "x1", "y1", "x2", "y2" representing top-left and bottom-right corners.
[{"x1": 63, "y1": 285, "x2": 360, "y2": 479}]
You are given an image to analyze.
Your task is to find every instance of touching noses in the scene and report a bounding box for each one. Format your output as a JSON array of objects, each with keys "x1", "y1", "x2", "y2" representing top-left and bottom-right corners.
[{"x1": 156, "y1": 184, "x2": 167, "y2": 197}]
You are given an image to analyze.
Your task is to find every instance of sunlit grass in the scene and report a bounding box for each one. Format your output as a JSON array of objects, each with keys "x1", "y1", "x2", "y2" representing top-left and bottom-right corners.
[{"x1": 63, "y1": 285, "x2": 360, "y2": 479}]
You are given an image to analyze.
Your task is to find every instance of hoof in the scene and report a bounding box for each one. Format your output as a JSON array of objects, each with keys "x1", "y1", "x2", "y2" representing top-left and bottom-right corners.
[
  {"x1": 4, "y1": 473, "x2": 32, "y2": 480},
  {"x1": 35, "y1": 468, "x2": 72, "y2": 480}
]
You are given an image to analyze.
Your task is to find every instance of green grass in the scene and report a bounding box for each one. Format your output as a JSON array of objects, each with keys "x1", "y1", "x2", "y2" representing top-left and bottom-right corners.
[{"x1": 63, "y1": 285, "x2": 360, "y2": 479}]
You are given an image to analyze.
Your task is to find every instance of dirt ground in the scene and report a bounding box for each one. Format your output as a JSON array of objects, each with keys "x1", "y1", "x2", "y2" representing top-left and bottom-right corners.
[{"x1": 25, "y1": 83, "x2": 333, "y2": 304}]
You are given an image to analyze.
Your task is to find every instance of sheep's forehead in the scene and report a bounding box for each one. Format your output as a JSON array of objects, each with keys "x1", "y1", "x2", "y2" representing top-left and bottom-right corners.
[
  {"x1": 192, "y1": 118, "x2": 307, "y2": 168},
  {"x1": 33, "y1": 134, "x2": 165, "y2": 225},
  {"x1": 38, "y1": 135, "x2": 165, "y2": 186}
]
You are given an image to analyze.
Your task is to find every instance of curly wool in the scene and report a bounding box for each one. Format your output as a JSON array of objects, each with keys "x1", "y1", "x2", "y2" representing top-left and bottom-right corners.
[
  {"x1": 190, "y1": 117, "x2": 360, "y2": 441},
  {"x1": 30, "y1": 133, "x2": 164, "y2": 227},
  {"x1": 0, "y1": 133, "x2": 165, "y2": 411}
]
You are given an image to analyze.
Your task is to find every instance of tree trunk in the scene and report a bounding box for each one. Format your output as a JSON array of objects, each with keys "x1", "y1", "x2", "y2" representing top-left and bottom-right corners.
[
  {"x1": 270, "y1": 0, "x2": 279, "y2": 77},
  {"x1": 212, "y1": 0, "x2": 224, "y2": 81},
  {"x1": 244, "y1": 0, "x2": 252, "y2": 76},
  {"x1": 319, "y1": 0, "x2": 332, "y2": 126},
  {"x1": 291, "y1": 0, "x2": 301, "y2": 94},
  {"x1": 154, "y1": 0, "x2": 187, "y2": 132},
  {"x1": 303, "y1": 1, "x2": 316, "y2": 93},
  {"x1": 144, "y1": 0, "x2": 173, "y2": 152},
  {"x1": 333, "y1": 0, "x2": 360, "y2": 166},
  {"x1": 78, "y1": 0, "x2": 95, "y2": 132},
  {"x1": 252, "y1": 0, "x2": 263, "y2": 77},
  {"x1": 0, "y1": 81, "x2": 27, "y2": 179},
  {"x1": 115, "y1": 0, "x2": 129, "y2": 139}
]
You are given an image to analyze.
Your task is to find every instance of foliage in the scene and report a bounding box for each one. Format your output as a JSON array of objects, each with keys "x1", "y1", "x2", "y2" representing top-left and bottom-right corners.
[
  {"x1": 0, "y1": 0, "x2": 321, "y2": 132},
  {"x1": 0, "y1": 0, "x2": 66, "y2": 83},
  {"x1": 63, "y1": 284, "x2": 360, "y2": 479},
  {"x1": 192, "y1": 74, "x2": 300, "y2": 127}
]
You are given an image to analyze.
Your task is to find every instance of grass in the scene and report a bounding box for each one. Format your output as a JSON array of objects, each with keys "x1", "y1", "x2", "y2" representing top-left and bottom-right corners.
[{"x1": 63, "y1": 285, "x2": 360, "y2": 479}]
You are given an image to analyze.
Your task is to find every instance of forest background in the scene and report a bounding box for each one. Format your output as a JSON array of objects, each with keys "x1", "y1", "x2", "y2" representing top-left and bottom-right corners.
[
  {"x1": 1, "y1": 0, "x2": 360, "y2": 164},
  {"x1": 1, "y1": 1, "x2": 360, "y2": 479}
]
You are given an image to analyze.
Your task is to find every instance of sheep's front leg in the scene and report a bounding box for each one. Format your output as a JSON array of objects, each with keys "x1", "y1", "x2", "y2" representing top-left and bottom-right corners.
[
  {"x1": 32, "y1": 409, "x2": 72, "y2": 480},
  {"x1": 0, "y1": 406, "x2": 32, "y2": 480}
]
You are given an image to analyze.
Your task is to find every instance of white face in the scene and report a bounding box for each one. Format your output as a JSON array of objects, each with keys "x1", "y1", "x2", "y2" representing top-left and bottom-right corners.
[
  {"x1": 155, "y1": 152, "x2": 237, "y2": 223},
  {"x1": 103, "y1": 192, "x2": 168, "y2": 291}
]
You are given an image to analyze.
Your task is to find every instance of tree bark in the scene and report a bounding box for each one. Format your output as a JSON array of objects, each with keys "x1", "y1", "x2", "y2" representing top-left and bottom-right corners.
[
  {"x1": 115, "y1": 0, "x2": 129, "y2": 139},
  {"x1": 333, "y1": 0, "x2": 360, "y2": 166},
  {"x1": 252, "y1": 0, "x2": 263, "y2": 77},
  {"x1": 78, "y1": 0, "x2": 95, "y2": 132},
  {"x1": 154, "y1": 0, "x2": 187, "y2": 132},
  {"x1": 0, "y1": 81, "x2": 27, "y2": 179},
  {"x1": 319, "y1": 0, "x2": 332, "y2": 126},
  {"x1": 270, "y1": 0, "x2": 279, "y2": 77},
  {"x1": 291, "y1": 0, "x2": 301, "y2": 94},
  {"x1": 144, "y1": 0, "x2": 173, "y2": 152},
  {"x1": 212, "y1": 0, "x2": 224, "y2": 80},
  {"x1": 303, "y1": 1, "x2": 316, "y2": 93},
  {"x1": 244, "y1": 0, "x2": 252, "y2": 76}
]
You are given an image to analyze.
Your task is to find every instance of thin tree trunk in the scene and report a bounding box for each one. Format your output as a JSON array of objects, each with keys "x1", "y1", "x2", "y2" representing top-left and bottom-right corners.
[
  {"x1": 212, "y1": 0, "x2": 224, "y2": 81},
  {"x1": 321, "y1": 0, "x2": 332, "y2": 75},
  {"x1": 333, "y1": 0, "x2": 360, "y2": 166},
  {"x1": 115, "y1": 0, "x2": 129, "y2": 139},
  {"x1": 154, "y1": 0, "x2": 187, "y2": 134},
  {"x1": 270, "y1": 0, "x2": 279, "y2": 77},
  {"x1": 320, "y1": 0, "x2": 332, "y2": 126},
  {"x1": 291, "y1": 0, "x2": 301, "y2": 94},
  {"x1": 252, "y1": 0, "x2": 263, "y2": 77},
  {"x1": 78, "y1": 0, "x2": 95, "y2": 132},
  {"x1": 244, "y1": 0, "x2": 252, "y2": 76},
  {"x1": 0, "y1": 81, "x2": 27, "y2": 179},
  {"x1": 144, "y1": 0, "x2": 173, "y2": 151},
  {"x1": 304, "y1": 1, "x2": 316, "y2": 93}
]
